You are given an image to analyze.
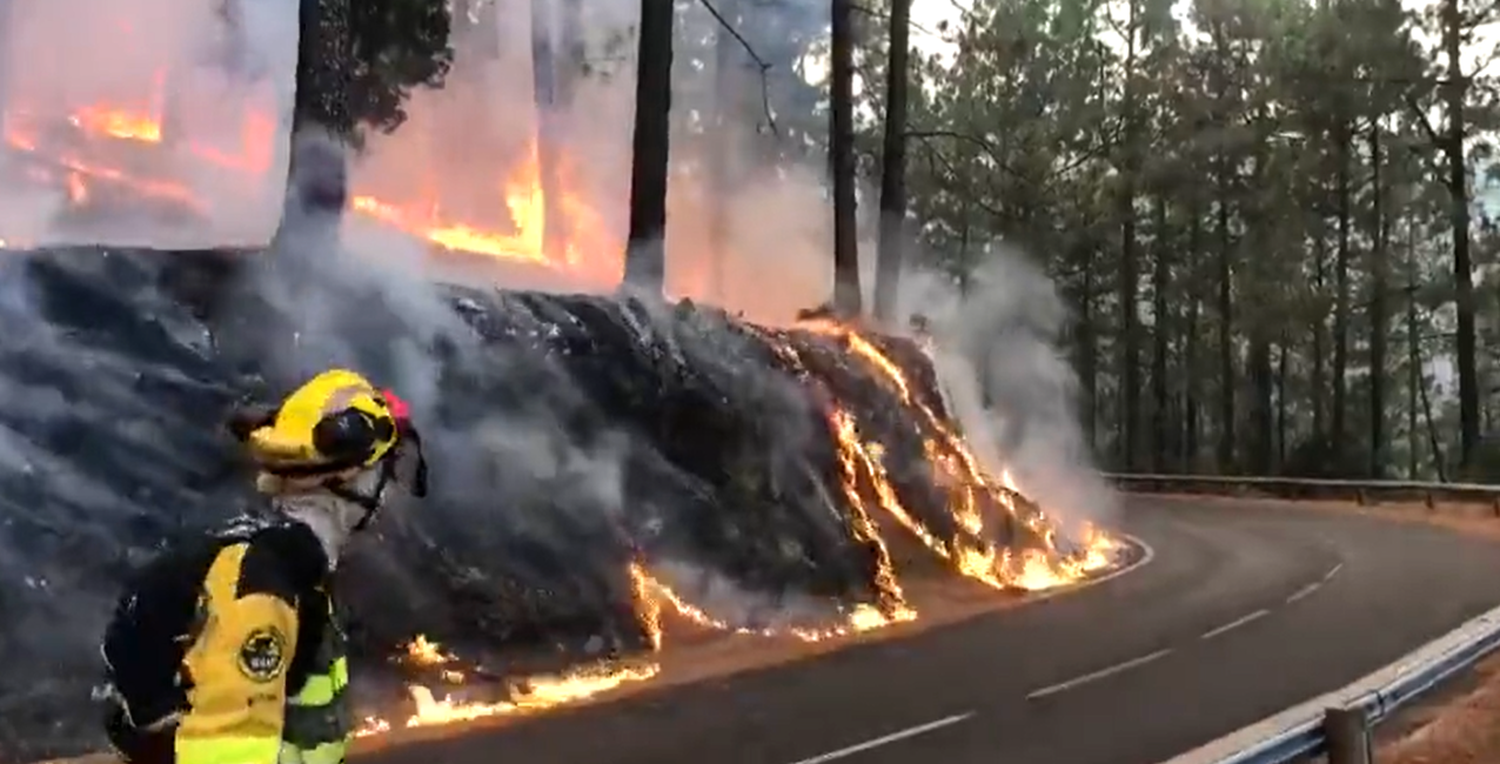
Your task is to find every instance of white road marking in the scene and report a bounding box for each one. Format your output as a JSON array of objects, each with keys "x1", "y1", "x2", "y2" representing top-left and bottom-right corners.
[
  {"x1": 784, "y1": 713, "x2": 976, "y2": 764},
  {"x1": 1026, "y1": 649, "x2": 1173, "y2": 700},
  {"x1": 1285, "y1": 581, "x2": 1322, "y2": 604},
  {"x1": 1285, "y1": 562, "x2": 1341, "y2": 604},
  {"x1": 1201, "y1": 609, "x2": 1271, "y2": 640}
]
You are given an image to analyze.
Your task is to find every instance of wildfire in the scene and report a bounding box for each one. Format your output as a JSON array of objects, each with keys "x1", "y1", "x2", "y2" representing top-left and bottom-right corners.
[
  {"x1": 798, "y1": 318, "x2": 1121, "y2": 592},
  {"x1": 355, "y1": 635, "x2": 660, "y2": 736},
  {"x1": 628, "y1": 561, "x2": 915, "y2": 644},
  {"x1": 2, "y1": 64, "x2": 615, "y2": 278},
  {"x1": 0, "y1": 59, "x2": 1130, "y2": 747}
]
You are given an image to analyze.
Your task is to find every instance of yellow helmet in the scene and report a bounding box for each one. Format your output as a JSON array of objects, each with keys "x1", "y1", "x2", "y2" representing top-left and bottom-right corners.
[{"x1": 242, "y1": 369, "x2": 402, "y2": 476}]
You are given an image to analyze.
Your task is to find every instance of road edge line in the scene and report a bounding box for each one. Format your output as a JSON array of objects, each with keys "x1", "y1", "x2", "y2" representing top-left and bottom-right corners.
[{"x1": 1018, "y1": 531, "x2": 1156, "y2": 606}]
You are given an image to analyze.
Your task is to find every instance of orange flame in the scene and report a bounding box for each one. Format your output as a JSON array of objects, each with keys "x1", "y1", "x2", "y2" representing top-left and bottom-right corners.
[
  {"x1": 798, "y1": 318, "x2": 1120, "y2": 591},
  {"x1": 355, "y1": 635, "x2": 660, "y2": 736}
]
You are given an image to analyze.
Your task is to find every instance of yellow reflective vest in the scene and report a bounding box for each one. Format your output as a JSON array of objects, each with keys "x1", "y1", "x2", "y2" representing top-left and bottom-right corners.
[{"x1": 103, "y1": 519, "x2": 353, "y2": 764}]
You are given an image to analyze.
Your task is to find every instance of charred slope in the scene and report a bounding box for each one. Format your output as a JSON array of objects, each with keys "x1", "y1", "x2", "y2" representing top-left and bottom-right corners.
[{"x1": 0, "y1": 247, "x2": 1078, "y2": 758}]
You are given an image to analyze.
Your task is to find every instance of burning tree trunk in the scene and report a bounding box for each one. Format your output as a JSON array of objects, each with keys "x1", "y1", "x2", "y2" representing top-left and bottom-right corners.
[
  {"x1": 872, "y1": 0, "x2": 912, "y2": 322},
  {"x1": 623, "y1": 0, "x2": 673, "y2": 293},
  {"x1": 829, "y1": 0, "x2": 861, "y2": 316}
]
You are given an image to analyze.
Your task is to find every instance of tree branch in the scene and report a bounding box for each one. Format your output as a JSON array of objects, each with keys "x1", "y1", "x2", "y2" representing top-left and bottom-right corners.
[
  {"x1": 1402, "y1": 93, "x2": 1446, "y2": 182},
  {"x1": 698, "y1": 0, "x2": 780, "y2": 136},
  {"x1": 917, "y1": 141, "x2": 1004, "y2": 220}
]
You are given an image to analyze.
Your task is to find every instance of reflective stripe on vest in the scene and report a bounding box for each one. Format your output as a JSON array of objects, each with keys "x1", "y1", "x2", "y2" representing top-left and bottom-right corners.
[
  {"x1": 175, "y1": 734, "x2": 281, "y2": 764},
  {"x1": 282, "y1": 602, "x2": 351, "y2": 753}
]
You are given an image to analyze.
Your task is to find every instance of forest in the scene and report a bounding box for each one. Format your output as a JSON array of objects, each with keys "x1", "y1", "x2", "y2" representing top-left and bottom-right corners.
[{"x1": 300, "y1": 0, "x2": 1500, "y2": 483}]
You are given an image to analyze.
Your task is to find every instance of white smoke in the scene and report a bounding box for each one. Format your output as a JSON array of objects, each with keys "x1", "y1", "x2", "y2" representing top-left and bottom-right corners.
[
  {"x1": 246, "y1": 129, "x2": 634, "y2": 530},
  {"x1": 897, "y1": 248, "x2": 1119, "y2": 536}
]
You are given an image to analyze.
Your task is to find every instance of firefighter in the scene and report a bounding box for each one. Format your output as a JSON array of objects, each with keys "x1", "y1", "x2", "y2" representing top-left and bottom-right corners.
[{"x1": 98, "y1": 368, "x2": 428, "y2": 764}]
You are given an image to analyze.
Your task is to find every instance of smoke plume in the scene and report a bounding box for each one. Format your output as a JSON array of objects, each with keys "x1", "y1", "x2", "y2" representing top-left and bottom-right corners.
[{"x1": 897, "y1": 248, "x2": 1118, "y2": 537}]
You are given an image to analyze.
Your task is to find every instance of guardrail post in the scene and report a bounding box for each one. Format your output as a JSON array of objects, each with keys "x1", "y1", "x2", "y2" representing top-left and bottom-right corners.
[{"x1": 1324, "y1": 705, "x2": 1373, "y2": 764}]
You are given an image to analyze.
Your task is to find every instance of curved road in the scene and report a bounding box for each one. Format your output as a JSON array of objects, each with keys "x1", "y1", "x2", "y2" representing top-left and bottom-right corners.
[{"x1": 356, "y1": 497, "x2": 1500, "y2": 764}]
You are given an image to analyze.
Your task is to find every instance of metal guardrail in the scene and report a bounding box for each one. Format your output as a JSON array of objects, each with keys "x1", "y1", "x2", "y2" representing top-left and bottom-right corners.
[
  {"x1": 1144, "y1": 480, "x2": 1500, "y2": 764},
  {"x1": 1105, "y1": 472, "x2": 1500, "y2": 509},
  {"x1": 1204, "y1": 611, "x2": 1500, "y2": 764}
]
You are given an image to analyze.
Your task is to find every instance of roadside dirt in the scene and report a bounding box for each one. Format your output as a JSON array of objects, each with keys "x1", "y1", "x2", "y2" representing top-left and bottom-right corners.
[
  {"x1": 1361, "y1": 505, "x2": 1500, "y2": 764},
  {"x1": 1376, "y1": 648, "x2": 1500, "y2": 764}
]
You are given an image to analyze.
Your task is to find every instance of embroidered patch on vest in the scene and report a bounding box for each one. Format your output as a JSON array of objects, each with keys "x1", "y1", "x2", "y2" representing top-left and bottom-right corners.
[{"x1": 238, "y1": 627, "x2": 288, "y2": 682}]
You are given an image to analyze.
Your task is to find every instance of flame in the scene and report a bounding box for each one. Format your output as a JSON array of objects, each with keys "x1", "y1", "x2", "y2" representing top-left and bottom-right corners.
[
  {"x1": 356, "y1": 635, "x2": 660, "y2": 736},
  {"x1": 797, "y1": 318, "x2": 1121, "y2": 592},
  {"x1": 628, "y1": 561, "x2": 914, "y2": 644},
  {"x1": 71, "y1": 105, "x2": 163, "y2": 143},
  {"x1": 2, "y1": 68, "x2": 616, "y2": 278},
  {"x1": 348, "y1": 138, "x2": 617, "y2": 279}
]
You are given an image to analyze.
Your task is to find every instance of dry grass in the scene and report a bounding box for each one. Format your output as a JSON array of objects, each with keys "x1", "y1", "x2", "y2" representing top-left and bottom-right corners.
[{"x1": 1381, "y1": 650, "x2": 1500, "y2": 764}]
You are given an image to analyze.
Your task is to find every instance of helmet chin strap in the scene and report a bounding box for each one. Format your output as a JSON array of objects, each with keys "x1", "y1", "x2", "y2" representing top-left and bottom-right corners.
[{"x1": 323, "y1": 458, "x2": 393, "y2": 533}]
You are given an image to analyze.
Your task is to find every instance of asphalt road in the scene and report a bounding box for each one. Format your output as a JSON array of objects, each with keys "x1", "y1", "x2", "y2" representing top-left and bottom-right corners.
[{"x1": 356, "y1": 497, "x2": 1500, "y2": 764}]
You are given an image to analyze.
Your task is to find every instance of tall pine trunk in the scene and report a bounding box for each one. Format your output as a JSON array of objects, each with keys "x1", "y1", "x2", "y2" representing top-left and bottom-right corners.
[
  {"x1": 1277, "y1": 337, "x2": 1289, "y2": 470},
  {"x1": 829, "y1": 0, "x2": 861, "y2": 315},
  {"x1": 1443, "y1": 0, "x2": 1480, "y2": 468},
  {"x1": 1117, "y1": 12, "x2": 1141, "y2": 472},
  {"x1": 1406, "y1": 217, "x2": 1420, "y2": 478},
  {"x1": 1368, "y1": 122, "x2": 1388, "y2": 478},
  {"x1": 1183, "y1": 207, "x2": 1202, "y2": 472},
  {"x1": 872, "y1": 0, "x2": 912, "y2": 322},
  {"x1": 1215, "y1": 181, "x2": 1234, "y2": 472},
  {"x1": 1151, "y1": 195, "x2": 1170, "y2": 473},
  {"x1": 1311, "y1": 223, "x2": 1326, "y2": 439},
  {"x1": 623, "y1": 0, "x2": 673, "y2": 293},
  {"x1": 285, "y1": 0, "x2": 354, "y2": 217},
  {"x1": 1078, "y1": 247, "x2": 1098, "y2": 453},
  {"x1": 1331, "y1": 123, "x2": 1351, "y2": 460}
]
